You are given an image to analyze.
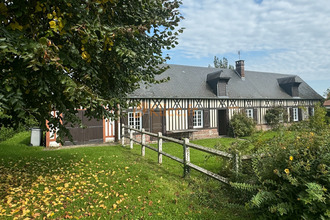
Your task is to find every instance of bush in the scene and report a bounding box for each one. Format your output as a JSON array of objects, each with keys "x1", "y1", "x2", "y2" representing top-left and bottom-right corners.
[
  {"x1": 231, "y1": 130, "x2": 330, "y2": 219},
  {"x1": 0, "y1": 126, "x2": 15, "y2": 142},
  {"x1": 289, "y1": 102, "x2": 328, "y2": 133},
  {"x1": 326, "y1": 116, "x2": 330, "y2": 125},
  {"x1": 288, "y1": 119, "x2": 310, "y2": 132},
  {"x1": 309, "y1": 102, "x2": 327, "y2": 133},
  {"x1": 264, "y1": 107, "x2": 288, "y2": 130},
  {"x1": 0, "y1": 107, "x2": 38, "y2": 142},
  {"x1": 228, "y1": 112, "x2": 256, "y2": 137}
]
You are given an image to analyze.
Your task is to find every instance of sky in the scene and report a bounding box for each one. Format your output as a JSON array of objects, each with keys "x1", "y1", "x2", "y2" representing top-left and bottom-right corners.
[{"x1": 165, "y1": 0, "x2": 330, "y2": 97}]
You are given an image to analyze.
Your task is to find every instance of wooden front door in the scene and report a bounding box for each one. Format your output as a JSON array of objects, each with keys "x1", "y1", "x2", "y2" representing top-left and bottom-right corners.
[{"x1": 218, "y1": 109, "x2": 228, "y2": 135}]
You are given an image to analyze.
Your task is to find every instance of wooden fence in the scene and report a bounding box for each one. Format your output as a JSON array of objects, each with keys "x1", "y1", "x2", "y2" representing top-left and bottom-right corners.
[{"x1": 121, "y1": 124, "x2": 253, "y2": 185}]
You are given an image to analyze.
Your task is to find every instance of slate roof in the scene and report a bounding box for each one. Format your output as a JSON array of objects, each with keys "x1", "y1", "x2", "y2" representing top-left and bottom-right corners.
[{"x1": 130, "y1": 64, "x2": 323, "y2": 100}]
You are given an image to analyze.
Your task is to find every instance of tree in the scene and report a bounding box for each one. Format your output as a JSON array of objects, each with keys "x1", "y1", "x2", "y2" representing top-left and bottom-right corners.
[
  {"x1": 0, "y1": 0, "x2": 183, "y2": 142},
  {"x1": 211, "y1": 56, "x2": 234, "y2": 69},
  {"x1": 324, "y1": 88, "x2": 330, "y2": 100}
]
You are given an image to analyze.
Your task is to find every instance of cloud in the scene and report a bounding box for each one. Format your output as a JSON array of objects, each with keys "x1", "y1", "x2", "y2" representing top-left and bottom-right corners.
[{"x1": 171, "y1": 0, "x2": 330, "y2": 81}]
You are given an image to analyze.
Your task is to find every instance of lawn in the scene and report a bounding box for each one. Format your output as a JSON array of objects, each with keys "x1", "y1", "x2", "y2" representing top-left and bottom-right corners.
[{"x1": 0, "y1": 132, "x2": 252, "y2": 219}]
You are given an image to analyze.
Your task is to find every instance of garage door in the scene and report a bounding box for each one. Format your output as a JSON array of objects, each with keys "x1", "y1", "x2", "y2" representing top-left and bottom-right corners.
[{"x1": 64, "y1": 110, "x2": 103, "y2": 146}]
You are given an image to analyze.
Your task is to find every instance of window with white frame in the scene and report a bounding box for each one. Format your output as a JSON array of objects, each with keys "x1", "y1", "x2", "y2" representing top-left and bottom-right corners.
[
  {"x1": 310, "y1": 107, "x2": 315, "y2": 116},
  {"x1": 193, "y1": 110, "x2": 203, "y2": 128},
  {"x1": 293, "y1": 108, "x2": 299, "y2": 122},
  {"x1": 245, "y1": 109, "x2": 253, "y2": 119},
  {"x1": 128, "y1": 111, "x2": 142, "y2": 130}
]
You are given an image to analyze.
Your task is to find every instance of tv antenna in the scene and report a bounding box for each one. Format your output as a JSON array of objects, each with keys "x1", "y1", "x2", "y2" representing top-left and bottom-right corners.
[{"x1": 238, "y1": 50, "x2": 241, "y2": 60}]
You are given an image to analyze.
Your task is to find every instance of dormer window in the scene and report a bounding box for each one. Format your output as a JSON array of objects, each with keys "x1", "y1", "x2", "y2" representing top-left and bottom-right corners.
[
  {"x1": 207, "y1": 70, "x2": 231, "y2": 97},
  {"x1": 277, "y1": 76, "x2": 302, "y2": 97}
]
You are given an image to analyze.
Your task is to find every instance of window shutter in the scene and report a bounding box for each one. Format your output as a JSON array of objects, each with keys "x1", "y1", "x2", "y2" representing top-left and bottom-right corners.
[
  {"x1": 188, "y1": 109, "x2": 193, "y2": 129},
  {"x1": 298, "y1": 108, "x2": 302, "y2": 121},
  {"x1": 289, "y1": 108, "x2": 293, "y2": 122},
  {"x1": 203, "y1": 109, "x2": 210, "y2": 128},
  {"x1": 162, "y1": 110, "x2": 166, "y2": 134},
  {"x1": 217, "y1": 81, "x2": 227, "y2": 96},
  {"x1": 142, "y1": 111, "x2": 150, "y2": 132},
  {"x1": 253, "y1": 108, "x2": 258, "y2": 123}
]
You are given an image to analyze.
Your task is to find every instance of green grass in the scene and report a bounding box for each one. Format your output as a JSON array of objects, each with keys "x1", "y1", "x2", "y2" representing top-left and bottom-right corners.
[
  {"x1": 0, "y1": 132, "x2": 252, "y2": 219},
  {"x1": 137, "y1": 137, "x2": 241, "y2": 175}
]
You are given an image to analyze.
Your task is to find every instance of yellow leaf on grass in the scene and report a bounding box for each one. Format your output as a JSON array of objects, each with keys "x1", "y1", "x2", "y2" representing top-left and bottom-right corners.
[
  {"x1": 6, "y1": 196, "x2": 13, "y2": 205},
  {"x1": 47, "y1": 212, "x2": 54, "y2": 217}
]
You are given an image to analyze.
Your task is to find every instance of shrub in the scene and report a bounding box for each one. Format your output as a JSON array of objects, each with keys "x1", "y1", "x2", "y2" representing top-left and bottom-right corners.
[
  {"x1": 326, "y1": 116, "x2": 330, "y2": 125},
  {"x1": 264, "y1": 107, "x2": 288, "y2": 130},
  {"x1": 228, "y1": 112, "x2": 256, "y2": 137},
  {"x1": 0, "y1": 107, "x2": 38, "y2": 142},
  {"x1": 288, "y1": 119, "x2": 310, "y2": 132},
  {"x1": 0, "y1": 126, "x2": 15, "y2": 142},
  {"x1": 309, "y1": 102, "x2": 327, "y2": 133},
  {"x1": 289, "y1": 102, "x2": 328, "y2": 133},
  {"x1": 231, "y1": 129, "x2": 330, "y2": 219}
]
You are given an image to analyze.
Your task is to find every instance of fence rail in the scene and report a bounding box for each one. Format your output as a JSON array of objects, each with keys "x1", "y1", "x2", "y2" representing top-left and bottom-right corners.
[{"x1": 121, "y1": 124, "x2": 254, "y2": 185}]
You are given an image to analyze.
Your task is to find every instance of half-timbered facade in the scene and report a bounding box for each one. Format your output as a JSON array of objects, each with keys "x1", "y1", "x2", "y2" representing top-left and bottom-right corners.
[
  {"x1": 46, "y1": 60, "x2": 323, "y2": 147},
  {"x1": 123, "y1": 60, "x2": 323, "y2": 140}
]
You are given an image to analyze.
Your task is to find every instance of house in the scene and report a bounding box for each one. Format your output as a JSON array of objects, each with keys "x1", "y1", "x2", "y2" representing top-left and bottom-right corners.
[
  {"x1": 324, "y1": 100, "x2": 330, "y2": 110},
  {"x1": 45, "y1": 60, "x2": 323, "y2": 146},
  {"x1": 122, "y1": 60, "x2": 323, "y2": 140}
]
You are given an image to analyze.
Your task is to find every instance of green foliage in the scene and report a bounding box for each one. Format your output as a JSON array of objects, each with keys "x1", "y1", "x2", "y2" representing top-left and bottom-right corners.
[
  {"x1": 264, "y1": 107, "x2": 287, "y2": 130},
  {"x1": 326, "y1": 115, "x2": 330, "y2": 125},
  {"x1": 229, "y1": 112, "x2": 256, "y2": 137},
  {"x1": 230, "y1": 182, "x2": 259, "y2": 192},
  {"x1": 212, "y1": 56, "x2": 234, "y2": 69},
  {"x1": 288, "y1": 102, "x2": 328, "y2": 134},
  {"x1": 230, "y1": 129, "x2": 330, "y2": 219},
  {"x1": 0, "y1": 106, "x2": 38, "y2": 142},
  {"x1": 0, "y1": 108, "x2": 14, "y2": 142},
  {"x1": 0, "y1": 107, "x2": 10, "y2": 119},
  {"x1": 0, "y1": 126, "x2": 15, "y2": 142},
  {"x1": 0, "y1": 0, "x2": 183, "y2": 143},
  {"x1": 324, "y1": 88, "x2": 330, "y2": 100},
  {"x1": 288, "y1": 119, "x2": 310, "y2": 132},
  {"x1": 309, "y1": 102, "x2": 327, "y2": 132}
]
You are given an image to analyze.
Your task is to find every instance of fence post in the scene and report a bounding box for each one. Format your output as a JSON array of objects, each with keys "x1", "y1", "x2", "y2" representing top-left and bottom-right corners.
[
  {"x1": 158, "y1": 132, "x2": 162, "y2": 164},
  {"x1": 129, "y1": 126, "x2": 133, "y2": 149},
  {"x1": 121, "y1": 124, "x2": 125, "y2": 146},
  {"x1": 234, "y1": 153, "x2": 239, "y2": 173},
  {"x1": 183, "y1": 138, "x2": 190, "y2": 177},
  {"x1": 141, "y1": 128, "x2": 145, "y2": 156}
]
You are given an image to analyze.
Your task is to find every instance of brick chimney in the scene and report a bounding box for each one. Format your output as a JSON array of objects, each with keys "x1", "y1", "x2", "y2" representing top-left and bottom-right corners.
[{"x1": 235, "y1": 60, "x2": 245, "y2": 78}]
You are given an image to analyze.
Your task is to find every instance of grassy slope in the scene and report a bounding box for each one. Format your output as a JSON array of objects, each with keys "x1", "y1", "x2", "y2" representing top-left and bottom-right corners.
[{"x1": 0, "y1": 132, "x2": 251, "y2": 219}]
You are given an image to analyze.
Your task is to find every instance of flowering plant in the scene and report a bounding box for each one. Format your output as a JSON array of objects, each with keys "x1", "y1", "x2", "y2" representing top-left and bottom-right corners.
[{"x1": 231, "y1": 129, "x2": 330, "y2": 219}]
